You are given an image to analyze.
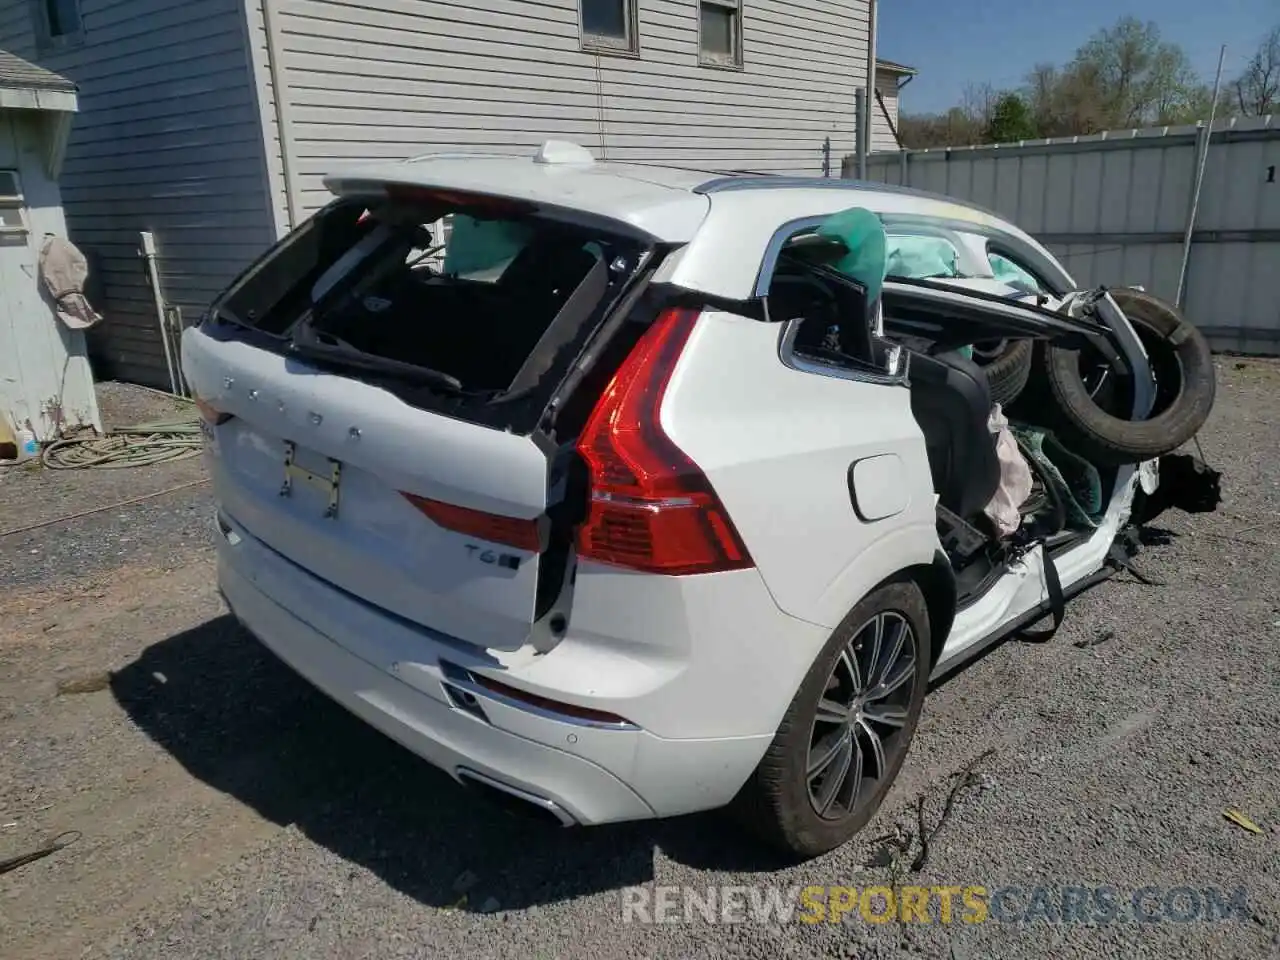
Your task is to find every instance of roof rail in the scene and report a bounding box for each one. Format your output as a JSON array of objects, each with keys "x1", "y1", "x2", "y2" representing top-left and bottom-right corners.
[{"x1": 691, "y1": 175, "x2": 1003, "y2": 218}]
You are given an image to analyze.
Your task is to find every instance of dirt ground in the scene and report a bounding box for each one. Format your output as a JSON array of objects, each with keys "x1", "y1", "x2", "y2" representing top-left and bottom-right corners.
[{"x1": 1, "y1": 365, "x2": 1278, "y2": 960}]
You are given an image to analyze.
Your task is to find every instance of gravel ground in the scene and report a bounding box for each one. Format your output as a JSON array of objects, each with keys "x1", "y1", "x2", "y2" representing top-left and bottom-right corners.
[
  {"x1": 2, "y1": 367, "x2": 1278, "y2": 960},
  {"x1": 0, "y1": 382, "x2": 212, "y2": 590}
]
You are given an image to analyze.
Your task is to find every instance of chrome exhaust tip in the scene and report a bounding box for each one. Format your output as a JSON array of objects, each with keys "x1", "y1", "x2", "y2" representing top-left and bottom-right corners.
[{"x1": 455, "y1": 767, "x2": 577, "y2": 827}]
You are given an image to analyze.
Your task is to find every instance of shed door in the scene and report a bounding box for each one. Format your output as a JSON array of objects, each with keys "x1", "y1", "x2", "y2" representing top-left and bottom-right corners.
[{"x1": 0, "y1": 132, "x2": 42, "y2": 432}]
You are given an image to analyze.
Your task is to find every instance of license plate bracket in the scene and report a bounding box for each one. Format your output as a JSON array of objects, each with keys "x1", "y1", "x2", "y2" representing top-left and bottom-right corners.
[{"x1": 279, "y1": 440, "x2": 342, "y2": 519}]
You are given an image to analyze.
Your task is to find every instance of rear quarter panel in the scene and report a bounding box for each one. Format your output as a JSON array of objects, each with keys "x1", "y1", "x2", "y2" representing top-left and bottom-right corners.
[{"x1": 661, "y1": 310, "x2": 938, "y2": 631}]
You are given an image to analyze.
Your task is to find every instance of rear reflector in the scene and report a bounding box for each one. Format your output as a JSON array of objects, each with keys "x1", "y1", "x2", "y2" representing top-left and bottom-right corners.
[
  {"x1": 402, "y1": 493, "x2": 544, "y2": 552},
  {"x1": 574, "y1": 307, "x2": 753, "y2": 576},
  {"x1": 468, "y1": 671, "x2": 635, "y2": 727}
]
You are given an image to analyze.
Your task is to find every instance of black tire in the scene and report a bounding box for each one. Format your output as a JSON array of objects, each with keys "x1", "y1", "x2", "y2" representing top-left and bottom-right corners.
[
  {"x1": 973, "y1": 338, "x2": 1033, "y2": 407},
  {"x1": 1042, "y1": 288, "x2": 1216, "y2": 466},
  {"x1": 731, "y1": 581, "x2": 930, "y2": 860}
]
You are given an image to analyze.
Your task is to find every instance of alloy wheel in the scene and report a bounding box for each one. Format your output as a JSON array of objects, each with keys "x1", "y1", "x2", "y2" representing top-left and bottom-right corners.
[{"x1": 806, "y1": 612, "x2": 918, "y2": 820}]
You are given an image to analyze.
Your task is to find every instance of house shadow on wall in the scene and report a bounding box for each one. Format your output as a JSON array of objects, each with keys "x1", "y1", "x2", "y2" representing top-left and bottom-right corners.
[{"x1": 110, "y1": 615, "x2": 793, "y2": 912}]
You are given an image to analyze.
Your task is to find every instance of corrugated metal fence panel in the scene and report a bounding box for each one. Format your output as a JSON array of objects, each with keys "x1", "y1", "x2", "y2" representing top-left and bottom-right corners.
[{"x1": 866, "y1": 116, "x2": 1280, "y2": 354}]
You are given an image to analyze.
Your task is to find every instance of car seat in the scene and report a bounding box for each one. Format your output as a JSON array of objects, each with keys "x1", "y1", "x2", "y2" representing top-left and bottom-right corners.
[{"x1": 907, "y1": 349, "x2": 1002, "y2": 521}]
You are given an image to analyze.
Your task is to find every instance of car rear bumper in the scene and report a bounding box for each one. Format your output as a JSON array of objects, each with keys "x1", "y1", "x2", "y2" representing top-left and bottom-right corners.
[{"x1": 215, "y1": 512, "x2": 800, "y2": 825}]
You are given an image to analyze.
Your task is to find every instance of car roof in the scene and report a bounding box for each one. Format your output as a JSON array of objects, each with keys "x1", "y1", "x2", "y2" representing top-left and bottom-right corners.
[
  {"x1": 324, "y1": 146, "x2": 716, "y2": 240},
  {"x1": 323, "y1": 141, "x2": 1016, "y2": 244}
]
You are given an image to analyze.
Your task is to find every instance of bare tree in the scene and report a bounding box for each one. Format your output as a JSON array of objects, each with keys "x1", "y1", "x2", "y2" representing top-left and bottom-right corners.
[
  {"x1": 1234, "y1": 25, "x2": 1280, "y2": 116},
  {"x1": 960, "y1": 82, "x2": 999, "y2": 129}
]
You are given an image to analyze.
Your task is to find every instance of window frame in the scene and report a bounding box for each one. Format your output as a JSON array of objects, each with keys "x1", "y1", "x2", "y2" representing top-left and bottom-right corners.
[
  {"x1": 32, "y1": 0, "x2": 85, "y2": 51},
  {"x1": 766, "y1": 228, "x2": 902, "y2": 386},
  {"x1": 579, "y1": 0, "x2": 639, "y2": 56},
  {"x1": 984, "y1": 243, "x2": 1050, "y2": 296},
  {"x1": 0, "y1": 170, "x2": 27, "y2": 236},
  {"x1": 698, "y1": 0, "x2": 743, "y2": 69}
]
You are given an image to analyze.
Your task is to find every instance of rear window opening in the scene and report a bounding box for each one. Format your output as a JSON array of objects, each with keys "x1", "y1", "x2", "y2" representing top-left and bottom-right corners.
[{"x1": 210, "y1": 193, "x2": 648, "y2": 403}]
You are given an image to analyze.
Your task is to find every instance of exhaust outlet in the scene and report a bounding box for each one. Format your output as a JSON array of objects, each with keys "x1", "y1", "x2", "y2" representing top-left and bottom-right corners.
[{"x1": 455, "y1": 768, "x2": 577, "y2": 827}]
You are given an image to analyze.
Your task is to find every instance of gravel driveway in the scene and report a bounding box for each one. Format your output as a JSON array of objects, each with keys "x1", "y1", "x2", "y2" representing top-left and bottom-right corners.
[{"x1": 2, "y1": 365, "x2": 1278, "y2": 960}]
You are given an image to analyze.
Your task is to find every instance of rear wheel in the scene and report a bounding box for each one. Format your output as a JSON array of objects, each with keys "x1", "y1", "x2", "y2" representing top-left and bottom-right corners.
[{"x1": 732, "y1": 581, "x2": 930, "y2": 859}]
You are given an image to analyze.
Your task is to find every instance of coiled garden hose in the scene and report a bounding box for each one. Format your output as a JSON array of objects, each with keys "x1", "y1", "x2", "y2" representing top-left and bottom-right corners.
[{"x1": 41, "y1": 406, "x2": 203, "y2": 470}]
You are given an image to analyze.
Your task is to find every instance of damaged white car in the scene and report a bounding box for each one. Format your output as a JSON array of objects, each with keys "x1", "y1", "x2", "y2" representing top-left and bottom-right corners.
[{"x1": 182, "y1": 141, "x2": 1219, "y2": 859}]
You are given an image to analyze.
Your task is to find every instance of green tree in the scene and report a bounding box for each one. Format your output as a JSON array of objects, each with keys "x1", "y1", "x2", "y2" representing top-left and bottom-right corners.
[
  {"x1": 1071, "y1": 17, "x2": 1203, "y2": 126},
  {"x1": 985, "y1": 93, "x2": 1038, "y2": 143},
  {"x1": 893, "y1": 16, "x2": 1272, "y2": 150}
]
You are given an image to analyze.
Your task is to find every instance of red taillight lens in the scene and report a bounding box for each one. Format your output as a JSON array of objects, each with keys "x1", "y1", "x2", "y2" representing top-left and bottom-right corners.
[
  {"x1": 384, "y1": 184, "x2": 532, "y2": 216},
  {"x1": 402, "y1": 493, "x2": 544, "y2": 553},
  {"x1": 193, "y1": 396, "x2": 231, "y2": 425},
  {"x1": 575, "y1": 307, "x2": 753, "y2": 576}
]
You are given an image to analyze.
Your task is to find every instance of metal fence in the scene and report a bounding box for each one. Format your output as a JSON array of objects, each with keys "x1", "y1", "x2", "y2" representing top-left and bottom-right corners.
[{"x1": 856, "y1": 116, "x2": 1280, "y2": 354}]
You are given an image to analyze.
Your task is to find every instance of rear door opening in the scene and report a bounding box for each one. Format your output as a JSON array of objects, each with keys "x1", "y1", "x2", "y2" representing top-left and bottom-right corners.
[{"x1": 184, "y1": 187, "x2": 658, "y2": 652}]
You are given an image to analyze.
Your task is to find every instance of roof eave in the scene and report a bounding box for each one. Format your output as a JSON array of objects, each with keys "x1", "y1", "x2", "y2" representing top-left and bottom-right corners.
[
  {"x1": 875, "y1": 59, "x2": 918, "y2": 77},
  {"x1": 0, "y1": 86, "x2": 78, "y2": 112}
]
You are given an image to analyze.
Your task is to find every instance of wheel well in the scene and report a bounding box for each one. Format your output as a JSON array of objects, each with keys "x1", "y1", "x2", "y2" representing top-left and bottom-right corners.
[{"x1": 890, "y1": 552, "x2": 956, "y2": 668}]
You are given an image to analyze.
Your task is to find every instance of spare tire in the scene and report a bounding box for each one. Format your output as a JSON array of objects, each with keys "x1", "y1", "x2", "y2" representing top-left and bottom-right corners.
[
  {"x1": 973, "y1": 338, "x2": 1033, "y2": 407},
  {"x1": 1042, "y1": 288, "x2": 1215, "y2": 466}
]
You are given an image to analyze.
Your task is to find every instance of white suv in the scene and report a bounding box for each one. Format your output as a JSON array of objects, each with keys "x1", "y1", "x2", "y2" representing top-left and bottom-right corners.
[{"x1": 182, "y1": 141, "x2": 1157, "y2": 858}]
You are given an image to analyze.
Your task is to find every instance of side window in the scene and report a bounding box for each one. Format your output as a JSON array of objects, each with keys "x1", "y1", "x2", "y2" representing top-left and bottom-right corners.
[{"x1": 987, "y1": 249, "x2": 1045, "y2": 295}]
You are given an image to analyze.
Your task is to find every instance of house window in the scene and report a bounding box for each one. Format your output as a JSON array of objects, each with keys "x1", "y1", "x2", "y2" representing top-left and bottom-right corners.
[
  {"x1": 699, "y1": 0, "x2": 742, "y2": 68},
  {"x1": 33, "y1": 0, "x2": 83, "y2": 49},
  {"x1": 581, "y1": 0, "x2": 637, "y2": 54},
  {"x1": 46, "y1": 0, "x2": 81, "y2": 35},
  {"x1": 0, "y1": 171, "x2": 26, "y2": 234}
]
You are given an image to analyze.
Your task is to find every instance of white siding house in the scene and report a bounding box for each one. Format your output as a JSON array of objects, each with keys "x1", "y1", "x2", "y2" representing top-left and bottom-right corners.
[
  {"x1": 0, "y1": 50, "x2": 100, "y2": 441},
  {"x1": 2, "y1": 0, "x2": 910, "y2": 389}
]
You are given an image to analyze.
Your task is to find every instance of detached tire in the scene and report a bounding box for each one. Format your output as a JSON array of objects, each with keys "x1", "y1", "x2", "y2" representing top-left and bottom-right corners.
[
  {"x1": 1043, "y1": 288, "x2": 1216, "y2": 466},
  {"x1": 731, "y1": 581, "x2": 930, "y2": 860},
  {"x1": 973, "y1": 338, "x2": 1033, "y2": 406}
]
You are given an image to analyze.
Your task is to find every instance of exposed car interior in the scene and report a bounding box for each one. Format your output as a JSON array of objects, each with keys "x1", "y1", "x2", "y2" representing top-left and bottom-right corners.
[
  {"x1": 768, "y1": 233, "x2": 1112, "y2": 605},
  {"x1": 217, "y1": 198, "x2": 641, "y2": 398},
  {"x1": 906, "y1": 349, "x2": 1002, "y2": 521}
]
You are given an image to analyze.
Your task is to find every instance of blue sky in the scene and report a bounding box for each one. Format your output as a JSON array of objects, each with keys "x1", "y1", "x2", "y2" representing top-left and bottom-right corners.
[{"x1": 878, "y1": 0, "x2": 1277, "y2": 114}]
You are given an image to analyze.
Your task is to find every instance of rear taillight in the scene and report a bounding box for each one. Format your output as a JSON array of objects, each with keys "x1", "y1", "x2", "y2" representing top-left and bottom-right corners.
[
  {"x1": 574, "y1": 307, "x2": 753, "y2": 576},
  {"x1": 402, "y1": 493, "x2": 544, "y2": 553}
]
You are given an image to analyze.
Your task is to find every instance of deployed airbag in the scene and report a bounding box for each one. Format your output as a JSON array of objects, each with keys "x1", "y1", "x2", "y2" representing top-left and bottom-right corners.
[{"x1": 983, "y1": 403, "x2": 1033, "y2": 538}]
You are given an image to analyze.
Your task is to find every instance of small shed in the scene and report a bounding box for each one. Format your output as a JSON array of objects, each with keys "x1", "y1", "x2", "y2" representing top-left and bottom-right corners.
[{"x1": 0, "y1": 49, "x2": 99, "y2": 443}]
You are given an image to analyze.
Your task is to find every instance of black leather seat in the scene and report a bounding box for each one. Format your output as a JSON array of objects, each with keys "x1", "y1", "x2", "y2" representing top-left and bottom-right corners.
[{"x1": 907, "y1": 349, "x2": 1002, "y2": 520}]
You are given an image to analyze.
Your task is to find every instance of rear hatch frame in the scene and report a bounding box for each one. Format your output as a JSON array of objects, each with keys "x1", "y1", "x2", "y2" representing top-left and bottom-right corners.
[{"x1": 185, "y1": 188, "x2": 680, "y2": 653}]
